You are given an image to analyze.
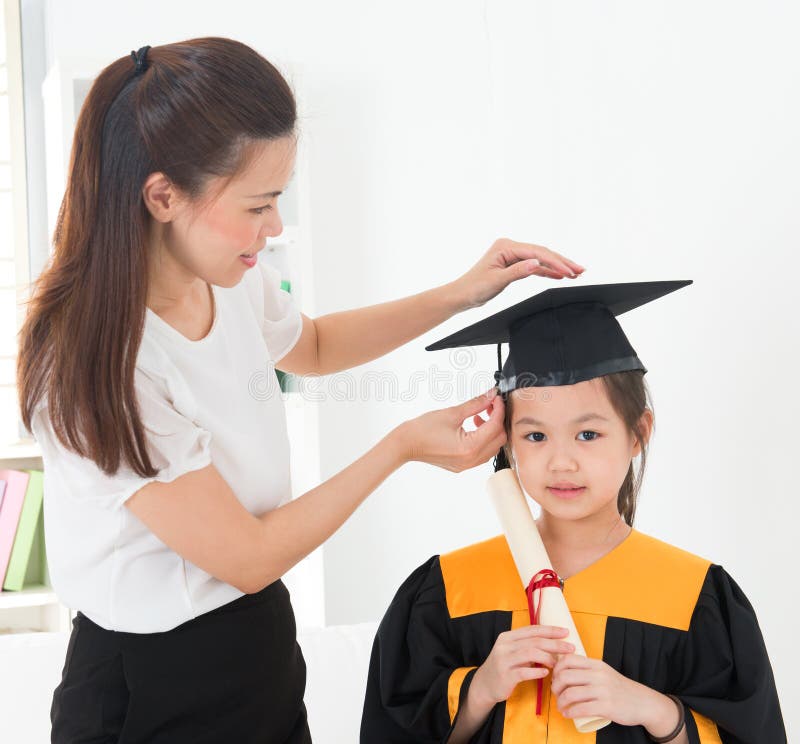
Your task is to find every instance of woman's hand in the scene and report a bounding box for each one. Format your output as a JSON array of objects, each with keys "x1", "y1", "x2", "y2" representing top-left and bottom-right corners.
[
  {"x1": 452, "y1": 238, "x2": 586, "y2": 311},
  {"x1": 470, "y1": 625, "x2": 575, "y2": 707},
  {"x1": 551, "y1": 655, "x2": 685, "y2": 738},
  {"x1": 395, "y1": 388, "x2": 507, "y2": 472}
]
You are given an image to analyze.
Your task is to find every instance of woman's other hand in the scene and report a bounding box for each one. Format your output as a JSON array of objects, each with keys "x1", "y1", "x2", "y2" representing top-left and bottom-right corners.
[
  {"x1": 453, "y1": 238, "x2": 586, "y2": 310},
  {"x1": 396, "y1": 388, "x2": 507, "y2": 472}
]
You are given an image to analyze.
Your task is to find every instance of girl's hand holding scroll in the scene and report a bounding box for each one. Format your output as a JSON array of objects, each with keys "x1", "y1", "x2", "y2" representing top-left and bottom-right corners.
[
  {"x1": 470, "y1": 625, "x2": 575, "y2": 706},
  {"x1": 449, "y1": 625, "x2": 575, "y2": 744},
  {"x1": 551, "y1": 655, "x2": 687, "y2": 741}
]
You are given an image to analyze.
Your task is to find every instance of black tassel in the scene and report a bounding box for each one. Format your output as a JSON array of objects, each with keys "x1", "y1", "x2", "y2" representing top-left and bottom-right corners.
[
  {"x1": 492, "y1": 342, "x2": 510, "y2": 472},
  {"x1": 494, "y1": 342, "x2": 503, "y2": 388},
  {"x1": 493, "y1": 446, "x2": 510, "y2": 472}
]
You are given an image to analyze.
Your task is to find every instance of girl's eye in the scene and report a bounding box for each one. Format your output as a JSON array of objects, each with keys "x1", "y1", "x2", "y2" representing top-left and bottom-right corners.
[
  {"x1": 524, "y1": 431, "x2": 600, "y2": 442},
  {"x1": 250, "y1": 204, "x2": 274, "y2": 215}
]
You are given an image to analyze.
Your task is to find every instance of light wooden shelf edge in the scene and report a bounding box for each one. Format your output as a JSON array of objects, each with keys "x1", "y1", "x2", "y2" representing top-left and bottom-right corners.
[
  {"x1": 0, "y1": 438, "x2": 42, "y2": 462},
  {"x1": 0, "y1": 630, "x2": 71, "y2": 644},
  {"x1": 0, "y1": 585, "x2": 59, "y2": 609}
]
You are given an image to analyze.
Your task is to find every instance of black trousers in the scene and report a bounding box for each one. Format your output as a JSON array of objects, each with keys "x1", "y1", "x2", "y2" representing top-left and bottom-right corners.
[{"x1": 51, "y1": 579, "x2": 312, "y2": 744}]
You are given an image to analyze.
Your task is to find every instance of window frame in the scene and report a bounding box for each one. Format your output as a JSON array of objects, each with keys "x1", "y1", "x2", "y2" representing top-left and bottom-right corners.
[{"x1": 1, "y1": 0, "x2": 31, "y2": 446}]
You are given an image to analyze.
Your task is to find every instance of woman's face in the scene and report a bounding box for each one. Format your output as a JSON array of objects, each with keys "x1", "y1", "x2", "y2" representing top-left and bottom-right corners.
[
  {"x1": 507, "y1": 378, "x2": 648, "y2": 523},
  {"x1": 164, "y1": 135, "x2": 297, "y2": 288}
]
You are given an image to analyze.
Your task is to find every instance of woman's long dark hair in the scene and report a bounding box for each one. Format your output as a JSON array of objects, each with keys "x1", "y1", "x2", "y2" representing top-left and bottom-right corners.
[
  {"x1": 17, "y1": 37, "x2": 297, "y2": 478},
  {"x1": 494, "y1": 370, "x2": 654, "y2": 526}
]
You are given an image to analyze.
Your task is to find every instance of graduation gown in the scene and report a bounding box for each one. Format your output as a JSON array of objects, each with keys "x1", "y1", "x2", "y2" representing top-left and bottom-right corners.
[{"x1": 360, "y1": 529, "x2": 785, "y2": 743}]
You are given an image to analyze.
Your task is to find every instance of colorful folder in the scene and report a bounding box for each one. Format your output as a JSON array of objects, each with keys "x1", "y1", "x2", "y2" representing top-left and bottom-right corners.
[
  {"x1": 3, "y1": 470, "x2": 44, "y2": 591},
  {"x1": 0, "y1": 469, "x2": 31, "y2": 588}
]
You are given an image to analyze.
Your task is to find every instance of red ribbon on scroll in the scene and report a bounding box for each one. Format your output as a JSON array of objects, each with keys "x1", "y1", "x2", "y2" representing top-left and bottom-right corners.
[{"x1": 526, "y1": 568, "x2": 563, "y2": 715}]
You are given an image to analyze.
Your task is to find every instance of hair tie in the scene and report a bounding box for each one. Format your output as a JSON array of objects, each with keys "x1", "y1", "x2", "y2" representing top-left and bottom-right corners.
[
  {"x1": 130, "y1": 45, "x2": 151, "y2": 75},
  {"x1": 648, "y1": 695, "x2": 686, "y2": 742}
]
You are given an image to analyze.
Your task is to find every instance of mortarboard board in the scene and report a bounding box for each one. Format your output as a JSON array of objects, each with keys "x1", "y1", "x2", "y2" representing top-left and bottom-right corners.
[{"x1": 426, "y1": 280, "x2": 692, "y2": 394}]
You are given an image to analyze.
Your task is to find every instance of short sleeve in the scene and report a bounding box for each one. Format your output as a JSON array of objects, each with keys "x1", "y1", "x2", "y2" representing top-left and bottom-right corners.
[
  {"x1": 32, "y1": 368, "x2": 213, "y2": 512},
  {"x1": 253, "y1": 260, "x2": 303, "y2": 362}
]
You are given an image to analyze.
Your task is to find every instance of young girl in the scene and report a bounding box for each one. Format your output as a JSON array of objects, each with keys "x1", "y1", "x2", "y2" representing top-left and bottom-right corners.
[{"x1": 360, "y1": 280, "x2": 785, "y2": 743}]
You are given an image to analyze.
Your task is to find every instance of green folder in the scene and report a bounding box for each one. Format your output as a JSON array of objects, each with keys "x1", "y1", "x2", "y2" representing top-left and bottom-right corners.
[
  {"x1": 3, "y1": 469, "x2": 44, "y2": 591},
  {"x1": 276, "y1": 279, "x2": 296, "y2": 393}
]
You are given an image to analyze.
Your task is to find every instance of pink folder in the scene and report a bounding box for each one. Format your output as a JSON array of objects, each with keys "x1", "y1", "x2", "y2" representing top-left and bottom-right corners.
[{"x1": 0, "y1": 470, "x2": 31, "y2": 587}]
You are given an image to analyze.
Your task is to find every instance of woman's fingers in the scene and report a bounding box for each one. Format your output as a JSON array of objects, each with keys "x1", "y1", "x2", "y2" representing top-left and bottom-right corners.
[
  {"x1": 533, "y1": 265, "x2": 569, "y2": 279},
  {"x1": 408, "y1": 389, "x2": 507, "y2": 471},
  {"x1": 535, "y1": 254, "x2": 577, "y2": 277},
  {"x1": 461, "y1": 393, "x2": 504, "y2": 436},
  {"x1": 495, "y1": 239, "x2": 542, "y2": 263},
  {"x1": 553, "y1": 251, "x2": 585, "y2": 273},
  {"x1": 499, "y1": 239, "x2": 585, "y2": 277},
  {"x1": 537, "y1": 246, "x2": 585, "y2": 275},
  {"x1": 466, "y1": 397, "x2": 506, "y2": 450},
  {"x1": 457, "y1": 388, "x2": 498, "y2": 420}
]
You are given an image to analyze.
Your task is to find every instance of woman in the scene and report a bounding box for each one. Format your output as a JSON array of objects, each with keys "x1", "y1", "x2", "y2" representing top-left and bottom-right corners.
[{"x1": 17, "y1": 37, "x2": 584, "y2": 743}]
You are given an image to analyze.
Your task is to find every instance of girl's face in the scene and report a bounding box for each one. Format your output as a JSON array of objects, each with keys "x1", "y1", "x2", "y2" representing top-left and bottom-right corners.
[
  {"x1": 508, "y1": 378, "x2": 649, "y2": 523},
  {"x1": 163, "y1": 135, "x2": 297, "y2": 288}
]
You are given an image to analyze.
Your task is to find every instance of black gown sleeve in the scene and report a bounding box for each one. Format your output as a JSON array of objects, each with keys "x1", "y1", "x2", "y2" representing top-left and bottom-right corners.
[
  {"x1": 359, "y1": 556, "x2": 499, "y2": 743},
  {"x1": 673, "y1": 564, "x2": 786, "y2": 744}
]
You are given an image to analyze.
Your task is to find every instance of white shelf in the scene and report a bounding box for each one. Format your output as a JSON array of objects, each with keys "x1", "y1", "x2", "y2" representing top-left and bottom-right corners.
[
  {"x1": 0, "y1": 585, "x2": 58, "y2": 610},
  {"x1": 0, "y1": 629, "x2": 70, "y2": 646},
  {"x1": 0, "y1": 438, "x2": 42, "y2": 462},
  {"x1": 0, "y1": 589, "x2": 72, "y2": 634}
]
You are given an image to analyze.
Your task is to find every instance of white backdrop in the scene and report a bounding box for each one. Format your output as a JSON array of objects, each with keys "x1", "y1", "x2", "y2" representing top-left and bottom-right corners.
[{"x1": 25, "y1": 0, "x2": 798, "y2": 735}]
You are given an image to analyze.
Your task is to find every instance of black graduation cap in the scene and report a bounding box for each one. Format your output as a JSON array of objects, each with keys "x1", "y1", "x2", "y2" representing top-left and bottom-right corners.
[{"x1": 426, "y1": 280, "x2": 692, "y2": 394}]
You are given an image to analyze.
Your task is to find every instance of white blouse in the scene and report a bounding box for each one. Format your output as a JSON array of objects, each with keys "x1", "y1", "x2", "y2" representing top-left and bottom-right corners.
[{"x1": 31, "y1": 261, "x2": 303, "y2": 633}]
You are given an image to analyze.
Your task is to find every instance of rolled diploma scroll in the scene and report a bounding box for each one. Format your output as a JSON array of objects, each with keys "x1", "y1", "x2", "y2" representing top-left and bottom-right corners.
[{"x1": 487, "y1": 468, "x2": 611, "y2": 733}]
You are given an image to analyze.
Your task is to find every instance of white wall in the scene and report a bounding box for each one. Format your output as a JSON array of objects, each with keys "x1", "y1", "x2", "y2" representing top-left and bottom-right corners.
[{"x1": 33, "y1": 0, "x2": 798, "y2": 735}]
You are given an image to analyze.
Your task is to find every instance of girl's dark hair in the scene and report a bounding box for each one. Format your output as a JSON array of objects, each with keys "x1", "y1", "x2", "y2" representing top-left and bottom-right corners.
[
  {"x1": 17, "y1": 37, "x2": 297, "y2": 477},
  {"x1": 494, "y1": 370, "x2": 654, "y2": 526}
]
